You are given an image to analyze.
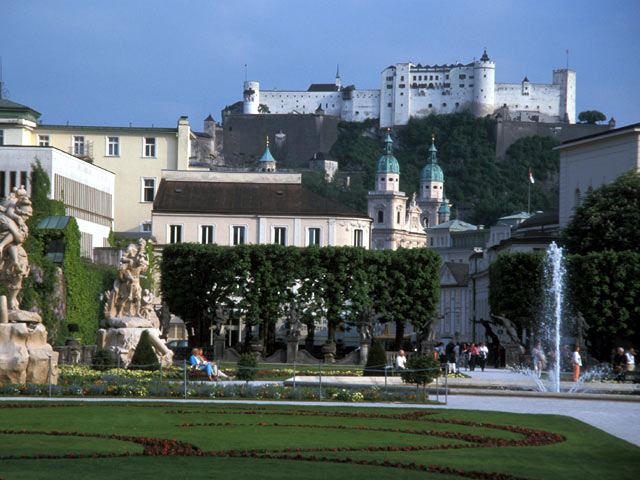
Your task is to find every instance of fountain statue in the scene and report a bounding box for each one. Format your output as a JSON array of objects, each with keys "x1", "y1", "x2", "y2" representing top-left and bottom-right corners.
[
  {"x1": 97, "y1": 239, "x2": 173, "y2": 367},
  {"x1": 0, "y1": 186, "x2": 59, "y2": 384}
]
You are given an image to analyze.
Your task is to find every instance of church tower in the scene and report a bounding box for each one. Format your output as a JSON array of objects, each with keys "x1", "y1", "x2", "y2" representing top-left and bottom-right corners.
[
  {"x1": 417, "y1": 135, "x2": 445, "y2": 228},
  {"x1": 257, "y1": 136, "x2": 277, "y2": 172},
  {"x1": 367, "y1": 130, "x2": 408, "y2": 250}
]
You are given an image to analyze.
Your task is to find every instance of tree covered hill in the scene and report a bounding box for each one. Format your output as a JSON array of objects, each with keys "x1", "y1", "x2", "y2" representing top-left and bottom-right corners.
[{"x1": 302, "y1": 112, "x2": 560, "y2": 226}]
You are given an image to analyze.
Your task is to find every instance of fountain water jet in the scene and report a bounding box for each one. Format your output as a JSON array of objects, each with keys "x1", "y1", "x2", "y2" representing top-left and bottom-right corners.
[{"x1": 544, "y1": 242, "x2": 565, "y2": 393}]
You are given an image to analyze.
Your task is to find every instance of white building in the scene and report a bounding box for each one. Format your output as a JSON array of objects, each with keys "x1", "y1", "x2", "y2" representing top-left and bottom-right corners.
[
  {"x1": 241, "y1": 50, "x2": 575, "y2": 128},
  {"x1": 0, "y1": 146, "x2": 115, "y2": 258},
  {"x1": 152, "y1": 144, "x2": 372, "y2": 248},
  {"x1": 555, "y1": 122, "x2": 640, "y2": 228}
]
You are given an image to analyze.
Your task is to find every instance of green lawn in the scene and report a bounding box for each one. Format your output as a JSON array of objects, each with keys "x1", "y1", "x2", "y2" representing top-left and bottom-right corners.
[{"x1": 0, "y1": 402, "x2": 637, "y2": 479}]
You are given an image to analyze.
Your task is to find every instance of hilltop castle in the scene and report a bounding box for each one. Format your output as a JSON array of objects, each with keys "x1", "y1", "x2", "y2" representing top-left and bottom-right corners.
[{"x1": 242, "y1": 50, "x2": 576, "y2": 128}]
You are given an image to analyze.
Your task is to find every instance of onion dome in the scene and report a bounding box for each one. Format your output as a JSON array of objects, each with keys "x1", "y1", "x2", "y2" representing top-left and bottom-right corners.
[
  {"x1": 376, "y1": 130, "x2": 400, "y2": 174},
  {"x1": 420, "y1": 135, "x2": 444, "y2": 182}
]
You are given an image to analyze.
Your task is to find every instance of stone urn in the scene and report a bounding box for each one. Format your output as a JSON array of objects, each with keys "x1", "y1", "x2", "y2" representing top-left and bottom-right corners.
[{"x1": 322, "y1": 342, "x2": 336, "y2": 364}]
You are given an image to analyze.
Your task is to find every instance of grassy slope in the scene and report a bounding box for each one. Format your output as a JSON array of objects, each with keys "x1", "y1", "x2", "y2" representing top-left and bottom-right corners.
[{"x1": 0, "y1": 403, "x2": 637, "y2": 480}]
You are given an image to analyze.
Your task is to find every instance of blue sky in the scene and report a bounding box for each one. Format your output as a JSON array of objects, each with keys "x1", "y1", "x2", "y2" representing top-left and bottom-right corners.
[{"x1": 2, "y1": 0, "x2": 638, "y2": 130}]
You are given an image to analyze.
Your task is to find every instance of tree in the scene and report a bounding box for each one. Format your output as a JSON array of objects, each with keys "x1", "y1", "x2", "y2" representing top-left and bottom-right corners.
[
  {"x1": 578, "y1": 110, "x2": 606, "y2": 124},
  {"x1": 400, "y1": 354, "x2": 441, "y2": 399},
  {"x1": 363, "y1": 339, "x2": 387, "y2": 376},
  {"x1": 562, "y1": 170, "x2": 640, "y2": 255},
  {"x1": 258, "y1": 103, "x2": 270, "y2": 114},
  {"x1": 567, "y1": 251, "x2": 640, "y2": 358},
  {"x1": 129, "y1": 330, "x2": 160, "y2": 371},
  {"x1": 489, "y1": 252, "x2": 545, "y2": 337}
]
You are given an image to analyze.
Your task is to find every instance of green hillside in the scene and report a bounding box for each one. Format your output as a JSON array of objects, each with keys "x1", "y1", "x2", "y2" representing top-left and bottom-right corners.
[{"x1": 303, "y1": 113, "x2": 559, "y2": 226}]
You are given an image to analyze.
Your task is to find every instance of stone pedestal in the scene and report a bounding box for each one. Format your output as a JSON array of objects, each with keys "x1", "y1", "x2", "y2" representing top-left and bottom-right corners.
[
  {"x1": 359, "y1": 341, "x2": 370, "y2": 365},
  {"x1": 420, "y1": 339, "x2": 437, "y2": 356},
  {"x1": 0, "y1": 315, "x2": 58, "y2": 384},
  {"x1": 322, "y1": 342, "x2": 336, "y2": 364},
  {"x1": 286, "y1": 339, "x2": 299, "y2": 364},
  {"x1": 213, "y1": 335, "x2": 226, "y2": 361},
  {"x1": 504, "y1": 343, "x2": 521, "y2": 368},
  {"x1": 99, "y1": 318, "x2": 174, "y2": 368},
  {"x1": 249, "y1": 342, "x2": 263, "y2": 361}
]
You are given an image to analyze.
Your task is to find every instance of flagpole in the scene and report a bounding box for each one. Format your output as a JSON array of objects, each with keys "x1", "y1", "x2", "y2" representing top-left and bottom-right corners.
[{"x1": 527, "y1": 166, "x2": 532, "y2": 214}]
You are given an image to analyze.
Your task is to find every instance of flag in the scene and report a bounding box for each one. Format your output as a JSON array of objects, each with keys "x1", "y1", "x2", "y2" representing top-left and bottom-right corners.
[{"x1": 529, "y1": 168, "x2": 535, "y2": 184}]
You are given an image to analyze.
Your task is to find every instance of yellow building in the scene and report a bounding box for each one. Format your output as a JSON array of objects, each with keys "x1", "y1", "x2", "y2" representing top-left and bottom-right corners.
[{"x1": 36, "y1": 117, "x2": 192, "y2": 234}]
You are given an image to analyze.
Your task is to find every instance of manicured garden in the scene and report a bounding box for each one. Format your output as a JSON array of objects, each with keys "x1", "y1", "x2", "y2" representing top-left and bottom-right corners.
[{"x1": 0, "y1": 402, "x2": 638, "y2": 479}]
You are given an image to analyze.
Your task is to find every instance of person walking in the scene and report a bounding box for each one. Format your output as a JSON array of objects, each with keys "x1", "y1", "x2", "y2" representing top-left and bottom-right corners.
[
  {"x1": 625, "y1": 347, "x2": 636, "y2": 372},
  {"x1": 572, "y1": 346, "x2": 582, "y2": 382},
  {"x1": 468, "y1": 343, "x2": 479, "y2": 372},
  {"x1": 478, "y1": 343, "x2": 489, "y2": 372}
]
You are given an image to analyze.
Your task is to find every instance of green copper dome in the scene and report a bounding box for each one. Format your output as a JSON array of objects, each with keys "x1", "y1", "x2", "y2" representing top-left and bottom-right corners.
[
  {"x1": 420, "y1": 138, "x2": 444, "y2": 182},
  {"x1": 376, "y1": 132, "x2": 400, "y2": 174},
  {"x1": 438, "y1": 195, "x2": 450, "y2": 214},
  {"x1": 259, "y1": 144, "x2": 276, "y2": 163}
]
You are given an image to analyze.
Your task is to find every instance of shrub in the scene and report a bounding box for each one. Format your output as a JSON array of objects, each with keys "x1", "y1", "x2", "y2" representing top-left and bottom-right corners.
[
  {"x1": 400, "y1": 355, "x2": 441, "y2": 388},
  {"x1": 92, "y1": 349, "x2": 116, "y2": 371},
  {"x1": 363, "y1": 339, "x2": 387, "y2": 376},
  {"x1": 235, "y1": 354, "x2": 258, "y2": 382},
  {"x1": 129, "y1": 330, "x2": 160, "y2": 371}
]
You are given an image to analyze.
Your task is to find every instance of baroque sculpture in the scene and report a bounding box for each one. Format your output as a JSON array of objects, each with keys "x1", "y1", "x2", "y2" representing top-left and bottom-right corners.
[
  {"x1": 0, "y1": 186, "x2": 59, "y2": 384},
  {"x1": 98, "y1": 239, "x2": 173, "y2": 367}
]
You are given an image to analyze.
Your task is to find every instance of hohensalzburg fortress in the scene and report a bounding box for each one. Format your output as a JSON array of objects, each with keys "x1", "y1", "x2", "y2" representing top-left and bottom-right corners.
[{"x1": 242, "y1": 50, "x2": 576, "y2": 127}]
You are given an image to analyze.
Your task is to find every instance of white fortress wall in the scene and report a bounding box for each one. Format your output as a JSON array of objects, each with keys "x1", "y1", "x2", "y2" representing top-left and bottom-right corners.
[
  {"x1": 342, "y1": 90, "x2": 380, "y2": 122},
  {"x1": 494, "y1": 83, "x2": 563, "y2": 118},
  {"x1": 260, "y1": 90, "x2": 342, "y2": 115}
]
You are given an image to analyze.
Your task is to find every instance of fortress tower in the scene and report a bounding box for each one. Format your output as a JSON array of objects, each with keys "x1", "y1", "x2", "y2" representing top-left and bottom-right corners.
[
  {"x1": 243, "y1": 81, "x2": 260, "y2": 114},
  {"x1": 472, "y1": 49, "x2": 496, "y2": 118}
]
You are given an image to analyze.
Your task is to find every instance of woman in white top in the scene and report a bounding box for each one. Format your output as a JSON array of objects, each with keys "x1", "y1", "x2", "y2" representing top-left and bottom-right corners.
[{"x1": 572, "y1": 346, "x2": 582, "y2": 382}]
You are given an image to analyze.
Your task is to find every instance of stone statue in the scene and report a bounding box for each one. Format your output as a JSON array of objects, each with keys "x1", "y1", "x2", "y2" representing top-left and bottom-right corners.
[
  {"x1": 154, "y1": 300, "x2": 172, "y2": 337},
  {"x1": 357, "y1": 306, "x2": 375, "y2": 343},
  {"x1": 214, "y1": 303, "x2": 229, "y2": 336},
  {"x1": 491, "y1": 314, "x2": 520, "y2": 344},
  {"x1": 104, "y1": 239, "x2": 149, "y2": 319},
  {"x1": 285, "y1": 302, "x2": 303, "y2": 341},
  {"x1": 575, "y1": 311, "x2": 589, "y2": 348},
  {"x1": 139, "y1": 289, "x2": 154, "y2": 320},
  {"x1": 99, "y1": 238, "x2": 172, "y2": 368},
  {"x1": 418, "y1": 313, "x2": 443, "y2": 344},
  {"x1": 0, "y1": 186, "x2": 33, "y2": 311},
  {"x1": 0, "y1": 187, "x2": 59, "y2": 384}
]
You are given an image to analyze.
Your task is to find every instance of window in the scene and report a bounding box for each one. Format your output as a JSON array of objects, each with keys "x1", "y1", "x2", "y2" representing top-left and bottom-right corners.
[
  {"x1": 140, "y1": 222, "x2": 152, "y2": 233},
  {"x1": 9, "y1": 171, "x2": 17, "y2": 191},
  {"x1": 38, "y1": 135, "x2": 50, "y2": 146},
  {"x1": 396, "y1": 211, "x2": 401, "y2": 224},
  {"x1": 307, "y1": 228, "x2": 321, "y2": 246},
  {"x1": 377, "y1": 211, "x2": 384, "y2": 223},
  {"x1": 0, "y1": 130, "x2": 3, "y2": 145},
  {"x1": 73, "y1": 136, "x2": 85, "y2": 156},
  {"x1": 169, "y1": 224, "x2": 182, "y2": 244},
  {"x1": 107, "y1": 136, "x2": 120, "y2": 156},
  {"x1": 459, "y1": 74, "x2": 466, "y2": 79},
  {"x1": 399, "y1": 84, "x2": 405, "y2": 89},
  {"x1": 273, "y1": 226, "x2": 287, "y2": 246},
  {"x1": 232, "y1": 226, "x2": 246, "y2": 245},
  {"x1": 353, "y1": 229, "x2": 363, "y2": 247},
  {"x1": 141, "y1": 178, "x2": 156, "y2": 202},
  {"x1": 0, "y1": 171, "x2": 5, "y2": 198},
  {"x1": 387, "y1": 102, "x2": 392, "y2": 107},
  {"x1": 400, "y1": 76, "x2": 404, "y2": 81},
  {"x1": 200, "y1": 225, "x2": 215, "y2": 244},
  {"x1": 20, "y1": 171, "x2": 27, "y2": 189},
  {"x1": 143, "y1": 137, "x2": 156, "y2": 157}
]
